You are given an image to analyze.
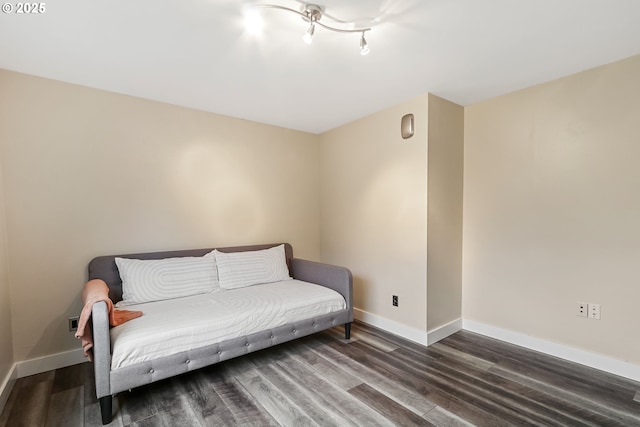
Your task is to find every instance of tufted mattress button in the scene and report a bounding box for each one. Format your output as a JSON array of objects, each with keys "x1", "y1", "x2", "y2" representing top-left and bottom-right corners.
[
  {"x1": 292, "y1": 329, "x2": 296, "y2": 333},
  {"x1": 217, "y1": 350, "x2": 221, "y2": 355},
  {"x1": 245, "y1": 342, "x2": 250, "y2": 346},
  {"x1": 149, "y1": 369, "x2": 154, "y2": 374},
  {"x1": 186, "y1": 359, "x2": 190, "y2": 364},
  {"x1": 270, "y1": 335, "x2": 275, "y2": 339}
]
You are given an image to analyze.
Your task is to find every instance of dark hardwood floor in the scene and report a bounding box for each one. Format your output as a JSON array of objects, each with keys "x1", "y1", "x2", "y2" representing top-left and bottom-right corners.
[{"x1": 1, "y1": 321, "x2": 639, "y2": 426}]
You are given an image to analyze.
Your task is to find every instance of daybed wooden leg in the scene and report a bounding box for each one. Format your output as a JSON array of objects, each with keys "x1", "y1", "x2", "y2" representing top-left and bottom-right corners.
[
  {"x1": 99, "y1": 396, "x2": 113, "y2": 425},
  {"x1": 345, "y1": 322, "x2": 351, "y2": 340}
]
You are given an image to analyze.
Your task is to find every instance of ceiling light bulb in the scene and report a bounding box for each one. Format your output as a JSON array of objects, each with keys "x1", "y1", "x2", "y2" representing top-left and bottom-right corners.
[
  {"x1": 244, "y1": 8, "x2": 264, "y2": 35},
  {"x1": 303, "y1": 23, "x2": 315, "y2": 45},
  {"x1": 360, "y1": 32, "x2": 369, "y2": 55}
]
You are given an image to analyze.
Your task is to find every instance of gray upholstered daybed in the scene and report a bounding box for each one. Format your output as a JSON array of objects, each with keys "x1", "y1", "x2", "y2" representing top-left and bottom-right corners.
[{"x1": 88, "y1": 243, "x2": 353, "y2": 425}]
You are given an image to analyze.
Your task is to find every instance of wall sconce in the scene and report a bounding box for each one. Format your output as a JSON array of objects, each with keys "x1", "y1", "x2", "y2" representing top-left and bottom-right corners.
[{"x1": 401, "y1": 114, "x2": 414, "y2": 139}]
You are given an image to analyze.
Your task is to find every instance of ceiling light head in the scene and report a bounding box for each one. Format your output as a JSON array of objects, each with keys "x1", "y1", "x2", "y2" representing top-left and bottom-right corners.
[
  {"x1": 360, "y1": 32, "x2": 370, "y2": 55},
  {"x1": 243, "y1": 7, "x2": 264, "y2": 35},
  {"x1": 303, "y1": 22, "x2": 315, "y2": 44}
]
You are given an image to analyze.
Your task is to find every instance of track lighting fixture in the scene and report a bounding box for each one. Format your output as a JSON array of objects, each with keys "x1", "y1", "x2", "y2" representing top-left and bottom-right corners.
[{"x1": 248, "y1": 3, "x2": 372, "y2": 54}]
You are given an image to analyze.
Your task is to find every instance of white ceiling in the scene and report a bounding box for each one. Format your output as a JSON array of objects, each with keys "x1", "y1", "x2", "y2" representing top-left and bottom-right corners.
[{"x1": 1, "y1": 0, "x2": 639, "y2": 134}]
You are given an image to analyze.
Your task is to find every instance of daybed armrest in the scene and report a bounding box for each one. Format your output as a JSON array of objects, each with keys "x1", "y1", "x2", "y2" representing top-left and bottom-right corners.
[
  {"x1": 91, "y1": 301, "x2": 111, "y2": 399},
  {"x1": 291, "y1": 258, "x2": 353, "y2": 321}
]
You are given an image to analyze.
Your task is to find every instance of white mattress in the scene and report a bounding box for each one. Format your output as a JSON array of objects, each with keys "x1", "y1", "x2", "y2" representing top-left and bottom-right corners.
[{"x1": 109, "y1": 279, "x2": 346, "y2": 369}]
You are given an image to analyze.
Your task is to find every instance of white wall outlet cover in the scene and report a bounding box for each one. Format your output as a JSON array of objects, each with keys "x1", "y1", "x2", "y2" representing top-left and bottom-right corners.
[{"x1": 576, "y1": 302, "x2": 588, "y2": 318}]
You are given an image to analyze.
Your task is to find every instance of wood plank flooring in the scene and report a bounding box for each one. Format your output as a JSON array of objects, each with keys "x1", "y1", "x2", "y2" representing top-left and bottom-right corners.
[{"x1": 1, "y1": 321, "x2": 639, "y2": 426}]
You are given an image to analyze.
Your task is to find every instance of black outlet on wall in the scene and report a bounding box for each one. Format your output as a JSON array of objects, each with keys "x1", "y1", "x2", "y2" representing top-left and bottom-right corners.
[
  {"x1": 392, "y1": 295, "x2": 398, "y2": 307},
  {"x1": 68, "y1": 317, "x2": 79, "y2": 331}
]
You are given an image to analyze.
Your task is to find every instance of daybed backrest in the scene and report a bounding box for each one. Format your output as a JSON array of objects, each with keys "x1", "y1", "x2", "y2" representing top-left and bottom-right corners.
[{"x1": 88, "y1": 243, "x2": 293, "y2": 303}]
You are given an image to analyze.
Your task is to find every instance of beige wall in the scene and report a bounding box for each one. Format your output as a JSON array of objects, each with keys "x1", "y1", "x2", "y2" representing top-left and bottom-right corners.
[
  {"x1": 320, "y1": 96, "x2": 428, "y2": 331},
  {"x1": 463, "y1": 55, "x2": 640, "y2": 364},
  {"x1": 0, "y1": 155, "x2": 13, "y2": 385},
  {"x1": 6, "y1": 50, "x2": 638, "y2": 371},
  {"x1": 0, "y1": 70, "x2": 321, "y2": 361},
  {"x1": 426, "y1": 95, "x2": 463, "y2": 331}
]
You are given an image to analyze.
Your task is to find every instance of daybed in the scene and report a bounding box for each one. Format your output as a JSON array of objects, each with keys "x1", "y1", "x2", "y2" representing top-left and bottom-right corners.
[{"x1": 86, "y1": 243, "x2": 353, "y2": 425}]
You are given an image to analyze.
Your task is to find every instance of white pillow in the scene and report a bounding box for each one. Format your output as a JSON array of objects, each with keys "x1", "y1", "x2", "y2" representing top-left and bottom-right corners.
[
  {"x1": 215, "y1": 244, "x2": 291, "y2": 290},
  {"x1": 115, "y1": 250, "x2": 218, "y2": 306}
]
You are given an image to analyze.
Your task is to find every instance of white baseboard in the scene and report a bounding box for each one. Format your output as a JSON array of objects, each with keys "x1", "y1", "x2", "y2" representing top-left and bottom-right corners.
[
  {"x1": 10, "y1": 318, "x2": 637, "y2": 390},
  {"x1": 463, "y1": 319, "x2": 640, "y2": 382},
  {"x1": 0, "y1": 363, "x2": 17, "y2": 415},
  {"x1": 354, "y1": 308, "x2": 429, "y2": 346},
  {"x1": 16, "y1": 348, "x2": 86, "y2": 379},
  {"x1": 428, "y1": 318, "x2": 463, "y2": 345}
]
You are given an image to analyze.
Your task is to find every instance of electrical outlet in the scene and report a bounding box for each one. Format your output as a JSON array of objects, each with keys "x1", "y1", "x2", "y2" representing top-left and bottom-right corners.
[
  {"x1": 392, "y1": 295, "x2": 398, "y2": 307},
  {"x1": 576, "y1": 302, "x2": 588, "y2": 318},
  {"x1": 589, "y1": 303, "x2": 601, "y2": 320},
  {"x1": 68, "y1": 316, "x2": 79, "y2": 331}
]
